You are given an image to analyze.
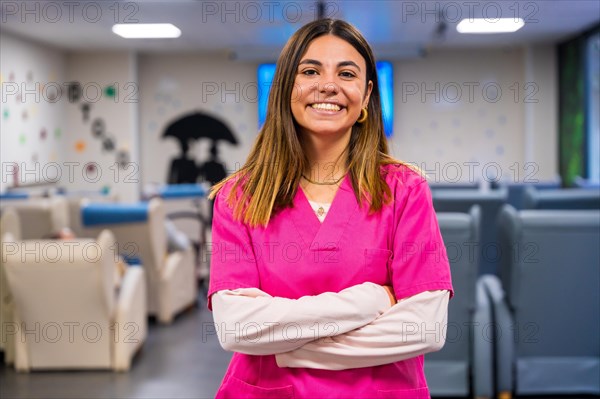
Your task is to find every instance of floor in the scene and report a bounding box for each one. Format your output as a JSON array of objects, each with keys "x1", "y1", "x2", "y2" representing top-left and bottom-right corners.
[{"x1": 0, "y1": 289, "x2": 233, "y2": 399}]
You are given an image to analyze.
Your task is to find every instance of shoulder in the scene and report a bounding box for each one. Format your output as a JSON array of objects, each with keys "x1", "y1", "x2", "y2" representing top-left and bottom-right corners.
[
  {"x1": 380, "y1": 162, "x2": 428, "y2": 192},
  {"x1": 212, "y1": 173, "x2": 249, "y2": 213}
]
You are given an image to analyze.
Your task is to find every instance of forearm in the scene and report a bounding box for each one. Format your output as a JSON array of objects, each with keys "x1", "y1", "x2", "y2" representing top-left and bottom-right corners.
[
  {"x1": 275, "y1": 290, "x2": 450, "y2": 370},
  {"x1": 211, "y1": 282, "x2": 392, "y2": 355}
]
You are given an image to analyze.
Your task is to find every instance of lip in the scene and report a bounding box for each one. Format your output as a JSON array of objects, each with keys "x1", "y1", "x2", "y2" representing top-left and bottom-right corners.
[
  {"x1": 308, "y1": 105, "x2": 345, "y2": 115},
  {"x1": 308, "y1": 102, "x2": 345, "y2": 115}
]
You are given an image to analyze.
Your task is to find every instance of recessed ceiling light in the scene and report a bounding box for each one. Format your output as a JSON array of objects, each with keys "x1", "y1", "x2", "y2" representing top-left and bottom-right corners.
[
  {"x1": 112, "y1": 23, "x2": 181, "y2": 39},
  {"x1": 457, "y1": 18, "x2": 525, "y2": 34}
]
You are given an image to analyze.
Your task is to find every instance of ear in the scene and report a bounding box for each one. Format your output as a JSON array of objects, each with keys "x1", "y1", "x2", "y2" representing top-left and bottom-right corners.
[{"x1": 363, "y1": 80, "x2": 373, "y2": 108}]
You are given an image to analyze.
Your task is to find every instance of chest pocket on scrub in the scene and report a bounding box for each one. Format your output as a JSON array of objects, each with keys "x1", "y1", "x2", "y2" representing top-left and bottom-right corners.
[{"x1": 363, "y1": 248, "x2": 393, "y2": 283}]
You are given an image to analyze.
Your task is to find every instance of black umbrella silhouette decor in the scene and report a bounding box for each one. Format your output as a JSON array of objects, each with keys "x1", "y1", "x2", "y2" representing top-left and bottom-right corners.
[{"x1": 162, "y1": 112, "x2": 238, "y2": 184}]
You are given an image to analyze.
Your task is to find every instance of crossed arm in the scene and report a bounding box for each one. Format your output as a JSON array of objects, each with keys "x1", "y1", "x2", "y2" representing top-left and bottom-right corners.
[{"x1": 210, "y1": 284, "x2": 450, "y2": 370}]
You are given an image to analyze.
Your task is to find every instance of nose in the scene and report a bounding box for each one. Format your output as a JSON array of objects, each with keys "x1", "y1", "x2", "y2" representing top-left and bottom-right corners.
[{"x1": 319, "y1": 80, "x2": 339, "y2": 95}]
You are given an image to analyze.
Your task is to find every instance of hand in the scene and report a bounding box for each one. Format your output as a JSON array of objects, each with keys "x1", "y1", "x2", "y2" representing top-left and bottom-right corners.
[{"x1": 382, "y1": 285, "x2": 397, "y2": 306}]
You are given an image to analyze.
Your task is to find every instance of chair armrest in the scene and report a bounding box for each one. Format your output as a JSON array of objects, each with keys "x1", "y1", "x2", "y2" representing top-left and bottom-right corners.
[
  {"x1": 157, "y1": 247, "x2": 197, "y2": 324},
  {"x1": 473, "y1": 276, "x2": 494, "y2": 398},
  {"x1": 480, "y1": 274, "x2": 515, "y2": 397},
  {"x1": 112, "y1": 266, "x2": 147, "y2": 371}
]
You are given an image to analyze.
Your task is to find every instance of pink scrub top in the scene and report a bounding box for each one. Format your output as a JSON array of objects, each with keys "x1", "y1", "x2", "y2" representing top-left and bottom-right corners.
[{"x1": 208, "y1": 164, "x2": 453, "y2": 398}]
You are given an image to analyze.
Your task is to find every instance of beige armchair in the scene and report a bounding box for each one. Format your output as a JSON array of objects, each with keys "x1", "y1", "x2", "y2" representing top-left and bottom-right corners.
[
  {"x1": 73, "y1": 198, "x2": 197, "y2": 324},
  {"x1": 0, "y1": 196, "x2": 69, "y2": 239},
  {"x1": 3, "y1": 230, "x2": 147, "y2": 371},
  {"x1": 1, "y1": 208, "x2": 21, "y2": 364}
]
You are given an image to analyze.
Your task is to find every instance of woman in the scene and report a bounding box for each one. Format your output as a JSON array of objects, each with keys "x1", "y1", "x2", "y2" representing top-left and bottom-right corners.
[{"x1": 207, "y1": 18, "x2": 453, "y2": 398}]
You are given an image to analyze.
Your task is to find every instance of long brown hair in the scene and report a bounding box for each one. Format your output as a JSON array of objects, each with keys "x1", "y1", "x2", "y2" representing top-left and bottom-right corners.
[{"x1": 209, "y1": 19, "x2": 408, "y2": 228}]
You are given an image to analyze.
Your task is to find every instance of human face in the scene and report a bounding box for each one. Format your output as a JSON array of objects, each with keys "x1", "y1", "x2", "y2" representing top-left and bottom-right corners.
[{"x1": 291, "y1": 35, "x2": 373, "y2": 139}]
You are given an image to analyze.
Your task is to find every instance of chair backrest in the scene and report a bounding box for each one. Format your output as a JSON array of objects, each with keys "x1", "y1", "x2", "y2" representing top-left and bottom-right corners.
[
  {"x1": 523, "y1": 187, "x2": 600, "y2": 210},
  {"x1": 76, "y1": 199, "x2": 167, "y2": 312},
  {"x1": 432, "y1": 189, "x2": 506, "y2": 275},
  {"x1": 499, "y1": 180, "x2": 562, "y2": 210},
  {"x1": 498, "y1": 206, "x2": 600, "y2": 394},
  {"x1": 425, "y1": 207, "x2": 480, "y2": 380},
  {"x1": 0, "y1": 197, "x2": 69, "y2": 239},
  {"x1": 3, "y1": 230, "x2": 116, "y2": 369},
  {"x1": 574, "y1": 176, "x2": 600, "y2": 189}
]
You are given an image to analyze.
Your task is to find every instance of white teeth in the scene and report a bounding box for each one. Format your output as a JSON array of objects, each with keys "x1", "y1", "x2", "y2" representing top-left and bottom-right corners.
[{"x1": 311, "y1": 103, "x2": 341, "y2": 111}]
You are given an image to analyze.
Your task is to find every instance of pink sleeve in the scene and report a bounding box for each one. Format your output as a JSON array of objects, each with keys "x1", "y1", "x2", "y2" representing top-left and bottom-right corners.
[
  {"x1": 207, "y1": 183, "x2": 259, "y2": 310},
  {"x1": 390, "y1": 179, "x2": 454, "y2": 300}
]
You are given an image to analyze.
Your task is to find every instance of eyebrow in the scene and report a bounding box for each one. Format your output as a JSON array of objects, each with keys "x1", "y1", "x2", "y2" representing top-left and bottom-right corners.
[{"x1": 298, "y1": 59, "x2": 362, "y2": 72}]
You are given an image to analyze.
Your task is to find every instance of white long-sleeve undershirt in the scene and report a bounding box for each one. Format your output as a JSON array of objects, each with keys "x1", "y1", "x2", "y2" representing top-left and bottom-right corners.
[
  {"x1": 210, "y1": 282, "x2": 392, "y2": 355},
  {"x1": 276, "y1": 290, "x2": 450, "y2": 370},
  {"x1": 211, "y1": 285, "x2": 449, "y2": 369}
]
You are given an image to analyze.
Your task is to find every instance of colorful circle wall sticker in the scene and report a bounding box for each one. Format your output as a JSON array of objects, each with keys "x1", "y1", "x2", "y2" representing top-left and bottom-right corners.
[
  {"x1": 54, "y1": 128, "x2": 62, "y2": 139},
  {"x1": 75, "y1": 140, "x2": 86, "y2": 152},
  {"x1": 104, "y1": 85, "x2": 117, "y2": 98},
  {"x1": 40, "y1": 128, "x2": 47, "y2": 140}
]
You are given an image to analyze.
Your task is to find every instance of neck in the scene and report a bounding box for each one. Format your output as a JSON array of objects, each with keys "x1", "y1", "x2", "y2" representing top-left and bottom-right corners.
[{"x1": 301, "y1": 129, "x2": 350, "y2": 182}]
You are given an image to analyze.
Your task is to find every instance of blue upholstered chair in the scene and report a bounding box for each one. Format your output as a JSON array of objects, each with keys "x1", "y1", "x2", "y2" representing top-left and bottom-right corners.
[
  {"x1": 425, "y1": 206, "x2": 493, "y2": 398},
  {"x1": 483, "y1": 205, "x2": 600, "y2": 397},
  {"x1": 432, "y1": 188, "x2": 508, "y2": 275},
  {"x1": 523, "y1": 186, "x2": 600, "y2": 210}
]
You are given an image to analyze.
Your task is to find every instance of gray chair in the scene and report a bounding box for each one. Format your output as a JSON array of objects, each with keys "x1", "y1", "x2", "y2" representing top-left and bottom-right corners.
[
  {"x1": 432, "y1": 189, "x2": 508, "y2": 275},
  {"x1": 485, "y1": 205, "x2": 600, "y2": 397},
  {"x1": 493, "y1": 179, "x2": 562, "y2": 210},
  {"x1": 425, "y1": 206, "x2": 493, "y2": 398},
  {"x1": 523, "y1": 186, "x2": 600, "y2": 210},
  {"x1": 574, "y1": 176, "x2": 600, "y2": 190},
  {"x1": 429, "y1": 181, "x2": 480, "y2": 191}
]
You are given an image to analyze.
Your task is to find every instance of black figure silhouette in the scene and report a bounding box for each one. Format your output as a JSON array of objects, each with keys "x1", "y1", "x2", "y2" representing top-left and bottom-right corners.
[
  {"x1": 198, "y1": 142, "x2": 227, "y2": 186},
  {"x1": 167, "y1": 139, "x2": 198, "y2": 184},
  {"x1": 163, "y1": 112, "x2": 237, "y2": 185}
]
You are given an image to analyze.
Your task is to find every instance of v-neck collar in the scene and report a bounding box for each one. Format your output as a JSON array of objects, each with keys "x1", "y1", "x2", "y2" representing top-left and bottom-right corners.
[{"x1": 291, "y1": 173, "x2": 358, "y2": 251}]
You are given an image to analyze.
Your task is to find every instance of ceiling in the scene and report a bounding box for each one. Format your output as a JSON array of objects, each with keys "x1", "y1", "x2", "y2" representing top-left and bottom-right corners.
[{"x1": 1, "y1": 0, "x2": 599, "y2": 60}]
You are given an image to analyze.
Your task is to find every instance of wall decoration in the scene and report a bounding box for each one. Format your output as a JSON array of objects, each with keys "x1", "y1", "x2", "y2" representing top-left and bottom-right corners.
[
  {"x1": 19, "y1": 133, "x2": 26, "y2": 145},
  {"x1": 40, "y1": 128, "x2": 47, "y2": 140},
  {"x1": 3, "y1": 108, "x2": 9, "y2": 120},
  {"x1": 21, "y1": 110, "x2": 27, "y2": 120},
  {"x1": 104, "y1": 85, "x2": 117, "y2": 99},
  {"x1": 162, "y1": 111, "x2": 238, "y2": 185},
  {"x1": 91, "y1": 118, "x2": 105, "y2": 138},
  {"x1": 102, "y1": 135, "x2": 115, "y2": 152},
  {"x1": 26, "y1": 70, "x2": 33, "y2": 82},
  {"x1": 116, "y1": 149, "x2": 130, "y2": 168},
  {"x1": 54, "y1": 128, "x2": 62, "y2": 139},
  {"x1": 68, "y1": 82, "x2": 82, "y2": 103},
  {"x1": 75, "y1": 140, "x2": 86, "y2": 152},
  {"x1": 81, "y1": 103, "x2": 91, "y2": 122},
  {"x1": 9, "y1": 72, "x2": 15, "y2": 81}
]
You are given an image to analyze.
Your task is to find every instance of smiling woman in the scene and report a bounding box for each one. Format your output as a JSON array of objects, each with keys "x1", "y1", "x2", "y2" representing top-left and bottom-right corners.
[{"x1": 206, "y1": 18, "x2": 453, "y2": 399}]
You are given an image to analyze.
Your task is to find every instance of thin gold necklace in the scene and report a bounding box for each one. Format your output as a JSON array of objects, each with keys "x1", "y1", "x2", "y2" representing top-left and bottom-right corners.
[
  {"x1": 303, "y1": 189, "x2": 331, "y2": 218},
  {"x1": 301, "y1": 173, "x2": 345, "y2": 186}
]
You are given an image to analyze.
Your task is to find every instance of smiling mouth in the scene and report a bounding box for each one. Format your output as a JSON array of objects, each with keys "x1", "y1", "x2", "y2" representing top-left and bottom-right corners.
[{"x1": 310, "y1": 103, "x2": 342, "y2": 112}]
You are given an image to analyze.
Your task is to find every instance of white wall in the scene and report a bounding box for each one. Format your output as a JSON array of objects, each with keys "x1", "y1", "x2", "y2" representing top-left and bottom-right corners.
[
  {"x1": 391, "y1": 47, "x2": 527, "y2": 184},
  {"x1": 0, "y1": 32, "x2": 67, "y2": 192},
  {"x1": 138, "y1": 53, "x2": 257, "y2": 187}
]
